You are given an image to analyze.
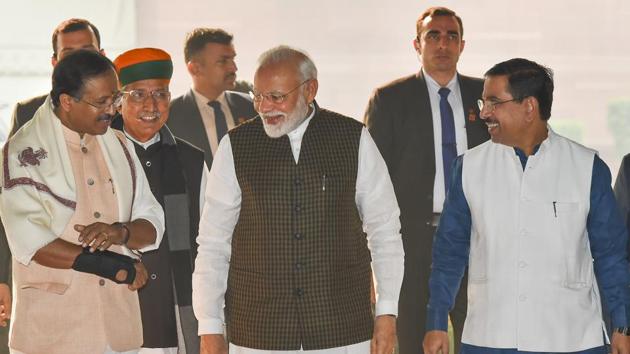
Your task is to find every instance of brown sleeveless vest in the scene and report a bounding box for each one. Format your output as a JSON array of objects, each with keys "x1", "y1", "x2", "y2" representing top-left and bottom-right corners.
[{"x1": 227, "y1": 107, "x2": 374, "y2": 350}]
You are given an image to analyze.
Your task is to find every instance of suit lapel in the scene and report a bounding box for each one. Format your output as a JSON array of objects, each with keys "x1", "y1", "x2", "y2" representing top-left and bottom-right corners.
[
  {"x1": 413, "y1": 71, "x2": 436, "y2": 173},
  {"x1": 458, "y1": 75, "x2": 488, "y2": 148},
  {"x1": 182, "y1": 89, "x2": 214, "y2": 166}
]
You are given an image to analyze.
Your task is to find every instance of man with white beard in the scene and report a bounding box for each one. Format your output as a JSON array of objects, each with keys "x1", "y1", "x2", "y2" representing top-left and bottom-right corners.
[{"x1": 192, "y1": 45, "x2": 405, "y2": 354}]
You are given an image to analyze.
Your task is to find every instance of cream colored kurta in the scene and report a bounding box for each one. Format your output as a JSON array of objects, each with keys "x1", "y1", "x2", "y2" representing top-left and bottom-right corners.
[{"x1": 0, "y1": 97, "x2": 164, "y2": 354}]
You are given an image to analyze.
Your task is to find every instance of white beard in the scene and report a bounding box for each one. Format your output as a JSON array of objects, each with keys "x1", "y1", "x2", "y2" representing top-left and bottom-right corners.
[{"x1": 261, "y1": 95, "x2": 309, "y2": 138}]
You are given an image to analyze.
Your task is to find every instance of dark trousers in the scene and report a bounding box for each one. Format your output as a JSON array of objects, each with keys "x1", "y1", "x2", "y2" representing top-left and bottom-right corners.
[
  {"x1": 0, "y1": 324, "x2": 8, "y2": 354},
  {"x1": 397, "y1": 224, "x2": 468, "y2": 354}
]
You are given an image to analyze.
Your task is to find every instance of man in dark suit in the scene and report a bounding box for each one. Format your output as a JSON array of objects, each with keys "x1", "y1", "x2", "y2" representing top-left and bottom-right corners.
[
  {"x1": 168, "y1": 28, "x2": 256, "y2": 168},
  {"x1": 364, "y1": 7, "x2": 489, "y2": 354},
  {"x1": 9, "y1": 18, "x2": 104, "y2": 137},
  {"x1": 1, "y1": 18, "x2": 103, "y2": 354}
]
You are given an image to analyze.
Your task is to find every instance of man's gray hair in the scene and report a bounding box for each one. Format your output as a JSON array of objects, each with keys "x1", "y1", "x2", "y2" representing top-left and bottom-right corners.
[{"x1": 257, "y1": 45, "x2": 318, "y2": 81}]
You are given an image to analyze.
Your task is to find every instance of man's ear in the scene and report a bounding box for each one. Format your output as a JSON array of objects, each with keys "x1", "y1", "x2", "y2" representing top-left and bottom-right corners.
[
  {"x1": 59, "y1": 93, "x2": 75, "y2": 113},
  {"x1": 413, "y1": 37, "x2": 421, "y2": 55},
  {"x1": 305, "y1": 79, "x2": 318, "y2": 104},
  {"x1": 187, "y1": 60, "x2": 199, "y2": 76}
]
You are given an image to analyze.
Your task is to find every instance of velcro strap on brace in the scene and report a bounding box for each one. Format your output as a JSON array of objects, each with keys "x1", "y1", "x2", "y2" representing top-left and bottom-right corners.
[{"x1": 71, "y1": 247, "x2": 137, "y2": 284}]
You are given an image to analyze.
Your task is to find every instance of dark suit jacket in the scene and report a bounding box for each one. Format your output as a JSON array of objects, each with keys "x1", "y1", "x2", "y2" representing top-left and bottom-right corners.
[
  {"x1": 9, "y1": 94, "x2": 47, "y2": 137},
  {"x1": 167, "y1": 89, "x2": 256, "y2": 167},
  {"x1": 365, "y1": 71, "x2": 488, "y2": 245}
]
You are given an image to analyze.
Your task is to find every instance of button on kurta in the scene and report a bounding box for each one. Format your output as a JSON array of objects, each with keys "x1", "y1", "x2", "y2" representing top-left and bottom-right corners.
[
  {"x1": 93, "y1": 211, "x2": 101, "y2": 218},
  {"x1": 87, "y1": 178, "x2": 94, "y2": 185},
  {"x1": 99, "y1": 279, "x2": 105, "y2": 286},
  {"x1": 81, "y1": 146, "x2": 88, "y2": 154},
  {"x1": 150, "y1": 274, "x2": 157, "y2": 280},
  {"x1": 145, "y1": 161, "x2": 152, "y2": 167}
]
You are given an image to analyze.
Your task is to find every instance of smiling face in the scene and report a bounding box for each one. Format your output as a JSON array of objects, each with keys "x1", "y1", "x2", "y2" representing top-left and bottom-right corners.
[
  {"x1": 119, "y1": 78, "x2": 170, "y2": 142},
  {"x1": 480, "y1": 75, "x2": 530, "y2": 147},
  {"x1": 414, "y1": 14, "x2": 465, "y2": 79},
  {"x1": 253, "y1": 61, "x2": 317, "y2": 138}
]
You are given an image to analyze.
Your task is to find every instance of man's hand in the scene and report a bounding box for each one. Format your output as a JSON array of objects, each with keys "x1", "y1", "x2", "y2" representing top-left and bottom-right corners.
[
  {"x1": 611, "y1": 332, "x2": 630, "y2": 354},
  {"x1": 200, "y1": 334, "x2": 228, "y2": 354},
  {"x1": 75, "y1": 222, "x2": 126, "y2": 252},
  {"x1": 0, "y1": 283, "x2": 10, "y2": 327},
  {"x1": 370, "y1": 315, "x2": 396, "y2": 354},
  {"x1": 115, "y1": 261, "x2": 148, "y2": 291},
  {"x1": 423, "y1": 330, "x2": 449, "y2": 354}
]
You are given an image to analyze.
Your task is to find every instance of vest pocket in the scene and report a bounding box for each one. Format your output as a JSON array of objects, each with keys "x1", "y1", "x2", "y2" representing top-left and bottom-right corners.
[
  {"x1": 17, "y1": 262, "x2": 74, "y2": 295},
  {"x1": 555, "y1": 201, "x2": 593, "y2": 289}
]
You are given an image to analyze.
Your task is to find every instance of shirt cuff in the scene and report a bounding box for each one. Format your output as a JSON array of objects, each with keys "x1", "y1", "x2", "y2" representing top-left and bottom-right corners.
[
  {"x1": 197, "y1": 318, "x2": 225, "y2": 336},
  {"x1": 611, "y1": 305, "x2": 630, "y2": 329},
  {"x1": 375, "y1": 299, "x2": 398, "y2": 317},
  {"x1": 425, "y1": 305, "x2": 449, "y2": 332}
]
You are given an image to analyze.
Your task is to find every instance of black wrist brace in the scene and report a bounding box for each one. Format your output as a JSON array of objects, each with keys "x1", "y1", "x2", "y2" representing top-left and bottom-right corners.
[{"x1": 71, "y1": 247, "x2": 137, "y2": 284}]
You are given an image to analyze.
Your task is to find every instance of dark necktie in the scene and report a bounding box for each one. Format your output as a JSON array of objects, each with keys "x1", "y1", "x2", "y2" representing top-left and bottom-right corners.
[
  {"x1": 208, "y1": 100, "x2": 228, "y2": 142},
  {"x1": 439, "y1": 87, "x2": 457, "y2": 194}
]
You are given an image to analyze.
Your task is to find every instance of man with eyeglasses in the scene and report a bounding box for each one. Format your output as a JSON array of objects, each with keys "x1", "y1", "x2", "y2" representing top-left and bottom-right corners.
[
  {"x1": 193, "y1": 45, "x2": 404, "y2": 354},
  {"x1": 112, "y1": 48, "x2": 207, "y2": 354},
  {"x1": 0, "y1": 49, "x2": 164, "y2": 354},
  {"x1": 363, "y1": 6, "x2": 488, "y2": 354},
  {"x1": 168, "y1": 28, "x2": 256, "y2": 169},
  {"x1": 423, "y1": 58, "x2": 630, "y2": 354},
  {"x1": 0, "y1": 20, "x2": 106, "y2": 352}
]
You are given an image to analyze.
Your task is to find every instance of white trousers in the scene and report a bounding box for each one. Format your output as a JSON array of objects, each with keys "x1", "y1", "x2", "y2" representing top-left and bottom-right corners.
[{"x1": 229, "y1": 340, "x2": 371, "y2": 354}]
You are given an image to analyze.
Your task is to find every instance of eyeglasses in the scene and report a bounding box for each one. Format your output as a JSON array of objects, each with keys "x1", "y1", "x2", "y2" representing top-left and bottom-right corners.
[
  {"x1": 75, "y1": 92, "x2": 123, "y2": 110},
  {"x1": 121, "y1": 89, "x2": 171, "y2": 104},
  {"x1": 249, "y1": 80, "x2": 310, "y2": 105},
  {"x1": 477, "y1": 98, "x2": 519, "y2": 112}
]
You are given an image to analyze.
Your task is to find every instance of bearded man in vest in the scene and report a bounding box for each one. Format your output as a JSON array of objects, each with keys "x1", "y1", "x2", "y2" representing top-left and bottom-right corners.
[
  {"x1": 192, "y1": 45, "x2": 405, "y2": 354},
  {"x1": 423, "y1": 58, "x2": 630, "y2": 354}
]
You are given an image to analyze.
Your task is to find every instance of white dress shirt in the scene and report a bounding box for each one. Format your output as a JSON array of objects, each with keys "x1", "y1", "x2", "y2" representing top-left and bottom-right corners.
[
  {"x1": 423, "y1": 69, "x2": 468, "y2": 213},
  {"x1": 192, "y1": 107, "x2": 404, "y2": 354},
  {"x1": 192, "y1": 90, "x2": 236, "y2": 156}
]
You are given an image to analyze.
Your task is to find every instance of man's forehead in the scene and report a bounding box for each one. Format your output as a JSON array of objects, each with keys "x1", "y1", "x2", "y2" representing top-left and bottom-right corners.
[
  {"x1": 125, "y1": 78, "x2": 170, "y2": 90},
  {"x1": 82, "y1": 72, "x2": 117, "y2": 95},
  {"x1": 483, "y1": 75, "x2": 509, "y2": 97},
  {"x1": 255, "y1": 64, "x2": 299, "y2": 86},
  {"x1": 58, "y1": 29, "x2": 97, "y2": 44},
  {"x1": 201, "y1": 42, "x2": 235, "y2": 57},
  {"x1": 421, "y1": 15, "x2": 460, "y2": 33}
]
